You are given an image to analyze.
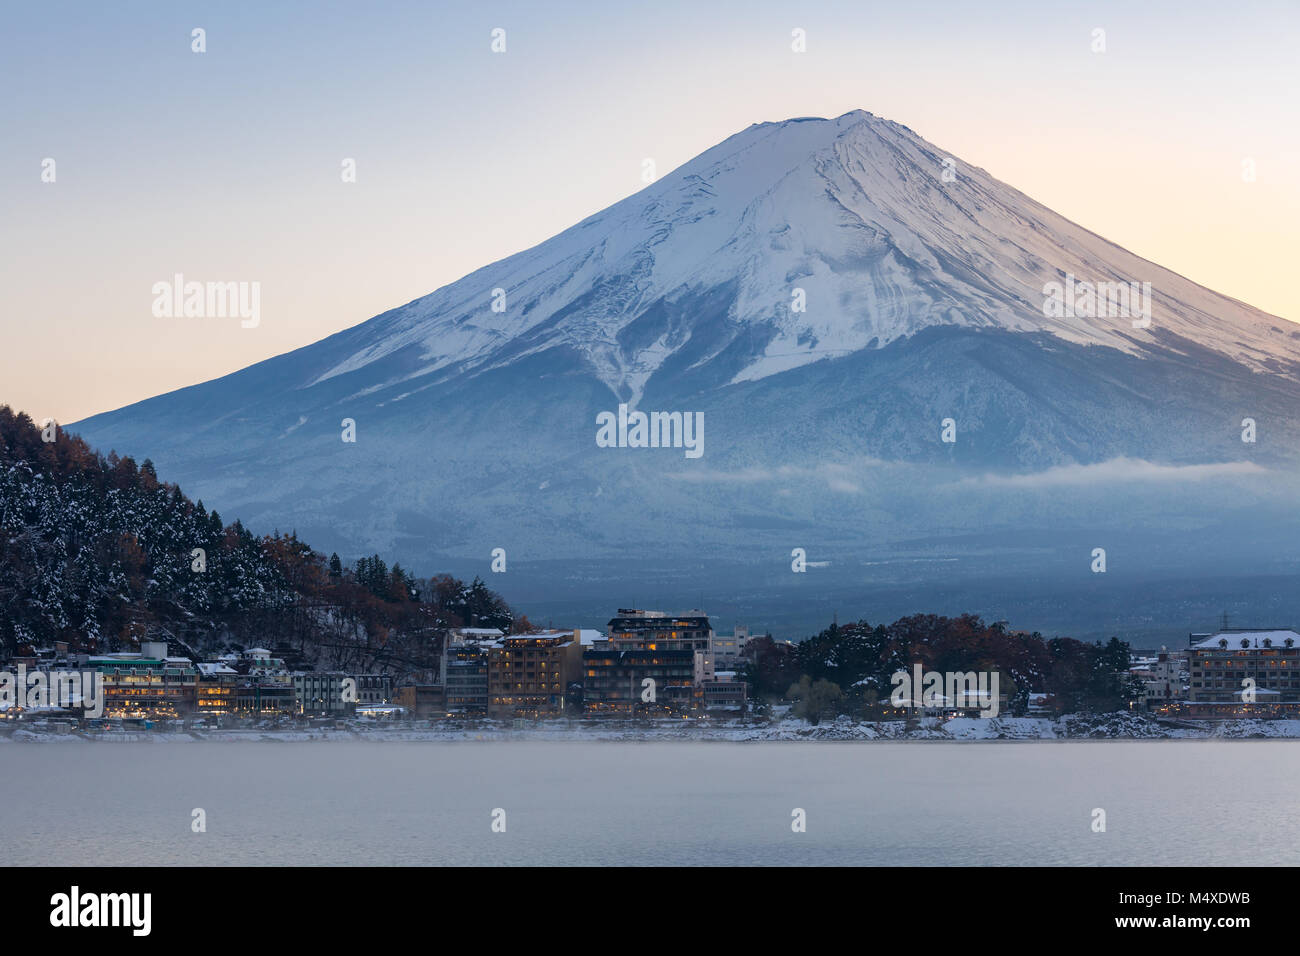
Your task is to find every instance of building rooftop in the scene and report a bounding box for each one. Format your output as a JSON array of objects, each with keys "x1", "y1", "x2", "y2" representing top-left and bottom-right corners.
[
  {"x1": 1191, "y1": 630, "x2": 1300, "y2": 649},
  {"x1": 196, "y1": 663, "x2": 237, "y2": 676},
  {"x1": 607, "y1": 611, "x2": 712, "y2": 630},
  {"x1": 501, "y1": 630, "x2": 577, "y2": 647}
]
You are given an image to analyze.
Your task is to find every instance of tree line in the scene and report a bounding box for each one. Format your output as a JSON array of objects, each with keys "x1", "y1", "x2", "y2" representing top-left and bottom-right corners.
[
  {"x1": 744, "y1": 614, "x2": 1141, "y2": 721},
  {"x1": 0, "y1": 406, "x2": 529, "y2": 683}
]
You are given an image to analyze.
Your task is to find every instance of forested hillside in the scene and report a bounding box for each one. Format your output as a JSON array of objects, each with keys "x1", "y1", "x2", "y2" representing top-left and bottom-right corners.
[
  {"x1": 746, "y1": 614, "x2": 1141, "y2": 718},
  {"x1": 0, "y1": 406, "x2": 526, "y2": 680}
]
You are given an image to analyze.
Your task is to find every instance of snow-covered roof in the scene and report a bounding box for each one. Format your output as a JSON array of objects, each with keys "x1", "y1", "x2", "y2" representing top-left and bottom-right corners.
[
  {"x1": 1192, "y1": 630, "x2": 1300, "y2": 649},
  {"x1": 579, "y1": 629, "x2": 603, "y2": 645},
  {"x1": 197, "y1": 662, "x2": 237, "y2": 676},
  {"x1": 512, "y1": 629, "x2": 577, "y2": 642}
]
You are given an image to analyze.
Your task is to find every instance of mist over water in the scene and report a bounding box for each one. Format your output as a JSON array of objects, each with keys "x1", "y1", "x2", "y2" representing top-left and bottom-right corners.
[{"x1": 5, "y1": 741, "x2": 1297, "y2": 866}]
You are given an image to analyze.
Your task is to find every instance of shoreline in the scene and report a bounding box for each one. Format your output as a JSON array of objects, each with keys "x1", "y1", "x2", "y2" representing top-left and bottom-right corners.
[{"x1": 6, "y1": 713, "x2": 1300, "y2": 743}]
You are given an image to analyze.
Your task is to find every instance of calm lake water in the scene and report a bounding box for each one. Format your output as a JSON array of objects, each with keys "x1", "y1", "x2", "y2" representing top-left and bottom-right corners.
[{"x1": 3, "y1": 740, "x2": 1295, "y2": 866}]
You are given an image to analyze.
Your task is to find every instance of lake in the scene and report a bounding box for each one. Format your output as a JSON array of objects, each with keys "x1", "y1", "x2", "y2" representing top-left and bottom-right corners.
[{"x1": 2, "y1": 740, "x2": 1293, "y2": 866}]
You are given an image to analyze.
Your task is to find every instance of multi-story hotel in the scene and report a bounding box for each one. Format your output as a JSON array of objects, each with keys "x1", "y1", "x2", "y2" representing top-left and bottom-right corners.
[
  {"x1": 195, "y1": 662, "x2": 238, "y2": 717},
  {"x1": 1130, "y1": 648, "x2": 1187, "y2": 712},
  {"x1": 606, "y1": 609, "x2": 713, "y2": 652},
  {"x1": 709, "y1": 625, "x2": 755, "y2": 669},
  {"x1": 355, "y1": 674, "x2": 393, "y2": 706},
  {"x1": 443, "y1": 629, "x2": 500, "y2": 714},
  {"x1": 701, "y1": 671, "x2": 749, "y2": 710},
  {"x1": 1187, "y1": 629, "x2": 1300, "y2": 715},
  {"x1": 486, "y1": 630, "x2": 583, "y2": 718},
  {"x1": 583, "y1": 643, "x2": 698, "y2": 714},
  {"x1": 233, "y1": 680, "x2": 295, "y2": 716},
  {"x1": 82, "y1": 641, "x2": 197, "y2": 718},
  {"x1": 231, "y1": 647, "x2": 295, "y2": 717},
  {"x1": 585, "y1": 609, "x2": 746, "y2": 714},
  {"x1": 293, "y1": 672, "x2": 353, "y2": 716}
]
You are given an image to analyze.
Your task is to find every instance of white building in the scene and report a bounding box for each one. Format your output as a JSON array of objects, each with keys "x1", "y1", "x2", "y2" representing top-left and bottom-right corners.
[
  {"x1": 1130, "y1": 647, "x2": 1186, "y2": 710},
  {"x1": 709, "y1": 624, "x2": 754, "y2": 669}
]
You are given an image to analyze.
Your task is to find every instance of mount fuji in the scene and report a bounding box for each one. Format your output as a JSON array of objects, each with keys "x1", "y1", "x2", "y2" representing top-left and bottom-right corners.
[{"x1": 73, "y1": 110, "x2": 1300, "y2": 638}]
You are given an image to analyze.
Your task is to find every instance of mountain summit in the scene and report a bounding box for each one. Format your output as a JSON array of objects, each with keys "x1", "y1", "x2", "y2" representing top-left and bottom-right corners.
[
  {"x1": 72, "y1": 111, "x2": 1300, "y2": 629},
  {"x1": 298, "y1": 108, "x2": 1300, "y2": 407}
]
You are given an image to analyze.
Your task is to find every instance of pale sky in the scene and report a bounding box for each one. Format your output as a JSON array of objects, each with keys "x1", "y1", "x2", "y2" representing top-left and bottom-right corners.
[{"x1": 2, "y1": 0, "x2": 1296, "y2": 425}]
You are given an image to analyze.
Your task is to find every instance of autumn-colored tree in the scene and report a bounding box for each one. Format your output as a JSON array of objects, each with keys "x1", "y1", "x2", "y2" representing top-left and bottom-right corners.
[{"x1": 785, "y1": 676, "x2": 843, "y2": 725}]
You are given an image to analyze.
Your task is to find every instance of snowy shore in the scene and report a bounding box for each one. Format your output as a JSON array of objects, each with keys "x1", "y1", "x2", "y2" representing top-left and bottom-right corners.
[{"x1": 5, "y1": 712, "x2": 1300, "y2": 742}]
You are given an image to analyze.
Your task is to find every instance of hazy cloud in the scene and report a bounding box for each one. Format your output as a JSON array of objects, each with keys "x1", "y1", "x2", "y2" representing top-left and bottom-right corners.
[
  {"x1": 956, "y1": 457, "x2": 1268, "y2": 489},
  {"x1": 668, "y1": 460, "x2": 879, "y2": 493}
]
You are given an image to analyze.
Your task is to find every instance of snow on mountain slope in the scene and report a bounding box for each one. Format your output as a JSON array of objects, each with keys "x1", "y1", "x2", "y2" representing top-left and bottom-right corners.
[
  {"x1": 68, "y1": 110, "x2": 1300, "y2": 578},
  {"x1": 303, "y1": 109, "x2": 1298, "y2": 409}
]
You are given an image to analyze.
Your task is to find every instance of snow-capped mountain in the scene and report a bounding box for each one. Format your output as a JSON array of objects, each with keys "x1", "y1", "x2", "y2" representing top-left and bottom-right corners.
[
  {"x1": 71, "y1": 110, "x2": 1300, "y2": 634},
  {"x1": 300, "y1": 110, "x2": 1300, "y2": 403}
]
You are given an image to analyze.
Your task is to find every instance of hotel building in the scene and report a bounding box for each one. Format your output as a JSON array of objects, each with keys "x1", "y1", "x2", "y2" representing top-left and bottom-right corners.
[
  {"x1": 195, "y1": 662, "x2": 238, "y2": 717},
  {"x1": 293, "y1": 672, "x2": 353, "y2": 716},
  {"x1": 606, "y1": 609, "x2": 713, "y2": 652},
  {"x1": 486, "y1": 630, "x2": 583, "y2": 718},
  {"x1": 355, "y1": 674, "x2": 393, "y2": 706},
  {"x1": 231, "y1": 647, "x2": 295, "y2": 717},
  {"x1": 81, "y1": 641, "x2": 197, "y2": 718},
  {"x1": 1186, "y1": 629, "x2": 1300, "y2": 716},
  {"x1": 443, "y1": 630, "x2": 500, "y2": 715},
  {"x1": 709, "y1": 625, "x2": 755, "y2": 669},
  {"x1": 584, "y1": 609, "x2": 740, "y2": 714}
]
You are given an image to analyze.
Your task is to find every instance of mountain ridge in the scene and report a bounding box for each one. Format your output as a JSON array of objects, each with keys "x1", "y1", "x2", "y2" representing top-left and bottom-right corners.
[{"x1": 176, "y1": 110, "x2": 1295, "y2": 412}]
